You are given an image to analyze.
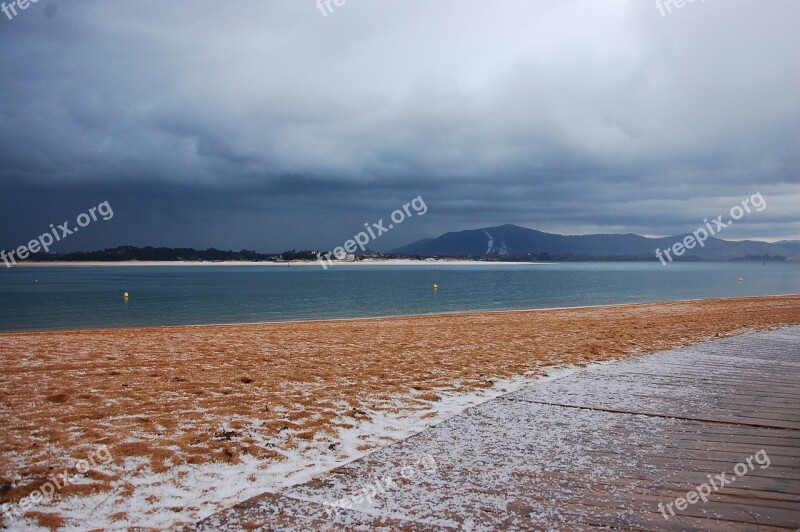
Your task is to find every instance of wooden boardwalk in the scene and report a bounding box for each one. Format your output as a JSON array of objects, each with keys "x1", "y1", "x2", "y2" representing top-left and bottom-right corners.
[{"x1": 190, "y1": 327, "x2": 800, "y2": 530}]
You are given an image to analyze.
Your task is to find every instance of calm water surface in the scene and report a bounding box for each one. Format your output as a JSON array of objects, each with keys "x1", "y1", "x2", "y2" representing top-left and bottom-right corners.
[{"x1": 0, "y1": 262, "x2": 798, "y2": 332}]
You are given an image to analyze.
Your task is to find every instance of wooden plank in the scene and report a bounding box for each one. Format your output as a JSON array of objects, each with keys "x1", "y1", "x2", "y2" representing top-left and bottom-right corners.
[{"x1": 188, "y1": 326, "x2": 800, "y2": 531}]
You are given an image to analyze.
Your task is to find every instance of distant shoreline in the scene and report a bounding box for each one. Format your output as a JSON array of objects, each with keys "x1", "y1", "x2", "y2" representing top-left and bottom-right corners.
[
  {"x1": 10, "y1": 258, "x2": 798, "y2": 267},
  {"x1": 10, "y1": 259, "x2": 551, "y2": 267}
]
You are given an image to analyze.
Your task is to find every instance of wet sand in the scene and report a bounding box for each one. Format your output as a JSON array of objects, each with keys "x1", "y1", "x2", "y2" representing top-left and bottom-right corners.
[{"x1": 1, "y1": 295, "x2": 799, "y2": 528}]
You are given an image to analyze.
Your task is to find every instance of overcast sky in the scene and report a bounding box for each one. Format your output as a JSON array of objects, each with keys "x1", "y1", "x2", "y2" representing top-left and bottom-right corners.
[{"x1": 1, "y1": 0, "x2": 798, "y2": 253}]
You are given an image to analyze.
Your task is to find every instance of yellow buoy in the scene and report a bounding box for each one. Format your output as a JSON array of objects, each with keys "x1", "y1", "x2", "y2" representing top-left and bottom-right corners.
[
  {"x1": 738, "y1": 278, "x2": 743, "y2": 283},
  {"x1": 433, "y1": 284, "x2": 439, "y2": 290},
  {"x1": 124, "y1": 292, "x2": 129, "y2": 298}
]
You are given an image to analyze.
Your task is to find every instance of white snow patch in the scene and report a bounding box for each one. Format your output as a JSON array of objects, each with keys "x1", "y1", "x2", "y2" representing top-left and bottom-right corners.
[{"x1": 5, "y1": 367, "x2": 580, "y2": 531}]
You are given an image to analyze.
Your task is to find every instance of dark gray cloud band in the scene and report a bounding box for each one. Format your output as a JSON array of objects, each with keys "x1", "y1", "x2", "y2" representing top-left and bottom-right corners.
[{"x1": 1, "y1": 0, "x2": 798, "y2": 252}]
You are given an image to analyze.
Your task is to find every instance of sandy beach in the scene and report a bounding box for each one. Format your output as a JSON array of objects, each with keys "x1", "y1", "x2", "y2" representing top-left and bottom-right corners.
[{"x1": 1, "y1": 295, "x2": 799, "y2": 529}]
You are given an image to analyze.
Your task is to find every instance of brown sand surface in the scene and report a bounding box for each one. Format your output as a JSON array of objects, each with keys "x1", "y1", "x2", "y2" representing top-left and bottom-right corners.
[{"x1": 1, "y1": 295, "x2": 799, "y2": 527}]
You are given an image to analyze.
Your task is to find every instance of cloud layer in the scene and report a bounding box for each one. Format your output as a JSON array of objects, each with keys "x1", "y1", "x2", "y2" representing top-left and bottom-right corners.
[{"x1": 1, "y1": 0, "x2": 798, "y2": 252}]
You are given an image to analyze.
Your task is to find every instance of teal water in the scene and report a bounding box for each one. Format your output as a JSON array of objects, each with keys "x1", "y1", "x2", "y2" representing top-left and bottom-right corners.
[{"x1": 0, "y1": 262, "x2": 798, "y2": 332}]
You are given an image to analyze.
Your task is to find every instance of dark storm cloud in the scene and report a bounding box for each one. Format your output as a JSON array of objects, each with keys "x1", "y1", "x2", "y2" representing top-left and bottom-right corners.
[{"x1": 1, "y1": 0, "x2": 798, "y2": 253}]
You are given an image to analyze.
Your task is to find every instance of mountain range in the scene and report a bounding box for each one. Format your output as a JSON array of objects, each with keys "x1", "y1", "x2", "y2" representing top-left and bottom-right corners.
[{"x1": 390, "y1": 224, "x2": 800, "y2": 261}]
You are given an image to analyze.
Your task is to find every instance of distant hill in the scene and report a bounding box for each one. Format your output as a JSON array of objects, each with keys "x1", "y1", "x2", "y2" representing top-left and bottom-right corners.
[
  {"x1": 6, "y1": 231, "x2": 798, "y2": 264},
  {"x1": 390, "y1": 224, "x2": 800, "y2": 261},
  {"x1": 9, "y1": 246, "x2": 303, "y2": 263},
  {"x1": 7, "y1": 245, "x2": 380, "y2": 263}
]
